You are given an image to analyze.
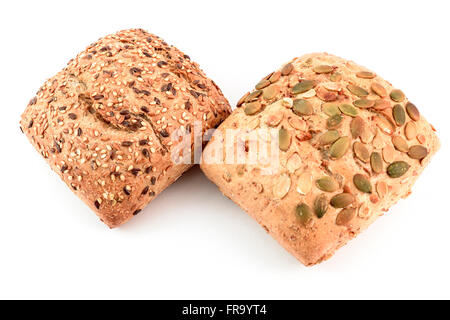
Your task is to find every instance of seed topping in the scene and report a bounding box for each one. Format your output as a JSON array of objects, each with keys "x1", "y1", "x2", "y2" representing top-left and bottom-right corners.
[
  {"x1": 293, "y1": 99, "x2": 313, "y2": 116},
  {"x1": 315, "y1": 176, "x2": 339, "y2": 192},
  {"x1": 330, "y1": 193, "x2": 355, "y2": 208},
  {"x1": 319, "y1": 130, "x2": 340, "y2": 145},
  {"x1": 292, "y1": 80, "x2": 314, "y2": 94},
  {"x1": 273, "y1": 174, "x2": 291, "y2": 199},
  {"x1": 353, "y1": 99, "x2": 375, "y2": 109},
  {"x1": 313, "y1": 65, "x2": 334, "y2": 74},
  {"x1": 295, "y1": 203, "x2": 313, "y2": 226},
  {"x1": 339, "y1": 104, "x2": 358, "y2": 117},
  {"x1": 392, "y1": 104, "x2": 406, "y2": 126},
  {"x1": 390, "y1": 89, "x2": 405, "y2": 102},
  {"x1": 330, "y1": 136, "x2": 350, "y2": 159},
  {"x1": 353, "y1": 142, "x2": 370, "y2": 163},
  {"x1": 370, "y1": 152, "x2": 383, "y2": 173},
  {"x1": 408, "y1": 145, "x2": 428, "y2": 160},
  {"x1": 353, "y1": 174, "x2": 372, "y2": 193},
  {"x1": 387, "y1": 161, "x2": 410, "y2": 178},
  {"x1": 281, "y1": 63, "x2": 294, "y2": 76},
  {"x1": 314, "y1": 194, "x2": 328, "y2": 218},
  {"x1": 279, "y1": 127, "x2": 291, "y2": 151},
  {"x1": 405, "y1": 102, "x2": 420, "y2": 121},
  {"x1": 356, "y1": 71, "x2": 376, "y2": 79},
  {"x1": 347, "y1": 84, "x2": 369, "y2": 97},
  {"x1": 392, "y1": 135, "x2": 409, "y2": 153},
  {"x1": 244, "y1": 101, "x2": 262, "y2": 115},
  {"x1": 336, "y1": 208, "x2": 356, "y2": 226}
]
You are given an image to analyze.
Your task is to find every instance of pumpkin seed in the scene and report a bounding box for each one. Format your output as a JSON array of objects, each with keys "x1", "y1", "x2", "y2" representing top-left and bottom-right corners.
[
  {"x1": 288, "y1": 116, "x2": 306, "y2": 130},
  {"x1": 330, "y1": 193, "x2": 355, "y2": 208},
  {"x1": 273, "y1": 173, "x2": 291, "y2": 199},
  {"x1": 387, "y1": 161, "x2": 410, "y2": 178},
  {"x1": 373, "y1": 99, "x2": 391, "y2": 110},
  {"x1": 247, "y1": 117, "x2": 260, "y2": 130},
  {"x1": 353, "y1": 174, "x2": 372, "y2": 193},
  {"x1": 370, "y1": 152, "x2": 383, "y2": 173},
  {"x1": 392, "y1": 104, "x2": 406, "y2": 126},
  {"x1": 330, "y1": 72, "x2": 342, "y2": 82},
  {"x1": 353, "y1": 99, "x2": 375, "y2": 109},
  {"x1": 323, "y1": 82, "x2": 340, "y2": 92},
  {"x1": 339, "y1": 104, "x2": 358, "y2": 117},
  {"x1": 392, "y1": 135, "x2": 409, "y2": 152},
  {"x1": 417, "y1": 134, "x2": 426, "y2": 144},
  {"x1": 245, "y1": 90, "x2": 263, "y2": 102},
  {"x1": 347, "y1": 84, "x2": 369, "y2": 97},
  {"x1": 313, "y1": 65, "x2": 333, "y2": 74},
  {"x1": 301, "y1": 88, "x2": 317, "y2": 98},
  {"x1": 358, "y1": 203, "x2": 371, "y2": 219},
  {"x1": 263, "y1": 85, "x2": 278, "y2": 100},
  {"x1": 372, "y1": 131, "x2": 384, "y2": 149},
  {"x1": 330, "y1": 136, "x2": 350, "y2": 159},
  {"x1": 255, "y1": 79, "x2": 271, "y2": 90},
  {"x1": 314, "y1": 194, "x2": 328, "y2": 219},
  {"x1": 292, "y1": 80, "x2": 314, "y2": 94},
  {"x1": 279, "y1": 127, "x2": 291, "y2": 151},
  {"x1": 360, "y1": 125, "x2": 374, "y2": 144},
  {"x1": 327, "y1": 113, "x2": 343, "y2": 129},
  {"x1": 408, "y1": 145, "x2": 428, "y2": 160},
  {"x1": 374, "y1": 116, "x2": 394, "y2": 135},
  {"x1": 390, "y1": 89, "x2": 405, "y2": 102},
  {"x1": 297, "y1": 172, "x2": 313, "y2": 195},
  {"x1": 281, "y1": 63, "x2": 294, "y2": 76},
  {"x1": 376, "y1": 181, "x2": 388, "y2": 198},
  {"x1": 269, "y1": 71, "x2": 281, "y2": 83},
  {"x1": 315, "y1": 176, "x2": 339, "y2": 192},
  {"x1": 382, "y1": 145, "x2": 395, "y2": 163},
  {"x1": 405, "y1": 121, "x2": 417, "y2": 140},
  {"x1": 286, "y1": 153, "x2": 302, "y2": 173},
  {"x1": 353, "y1": 142, "x2": 370, "y2": 163},
  {"x1": 322, "y1": 103, "x2": 341, "y2": 116},
  {"x1": 293, "y1": 99, "x2": 313, "y2": 116},
  {"x1": 356, "y1": 71, "x2": 376, "y2": 79},
  {"x1": 244, "y1": 101, "x2": 262, "y2": 115},
  {"x1": 295, "y1": 203, "x2": 313, "y2": 226},
  {"x1": 350, "y1": 116, "x2": 364, "y2": 139},
  {"x1": 319, "y1": 130, "x2": 340, "y2": 145},
  {"x1": 336, "y1": 208, "x2": 356, "y2": 226},
  {"x1": 265, "y1": 112, "x2": 283, "y2": 127},
  {"x1": 405, "y1": 102, "x2": 420, "y2": 121},
  {"x1": 237, "y1": 92, "x2": 249, "y2": 107},
  {"x1": 371, "y1": 83, "x2": 387, "y2": 97},
  {"x1": 262, "y1": 72, "x2": 273, "y2": 81}
]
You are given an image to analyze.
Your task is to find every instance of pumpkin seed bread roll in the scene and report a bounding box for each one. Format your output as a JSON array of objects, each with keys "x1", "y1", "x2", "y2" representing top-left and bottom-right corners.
[
  {"x1": 200, "y1": 53, "x2": 439, "y2": 266},
  {"x1": 20, "y1": 29, "x2": 231, "y2": 228}
]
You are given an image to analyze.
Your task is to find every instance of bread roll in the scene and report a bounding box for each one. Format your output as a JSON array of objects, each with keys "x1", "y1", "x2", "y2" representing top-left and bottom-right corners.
[
  {"x1": 20, "y1": 29, "x2": 231, "y2": 227},
  {"x1": 201, "y1": 53, "x2": 439, "y2": 265}
]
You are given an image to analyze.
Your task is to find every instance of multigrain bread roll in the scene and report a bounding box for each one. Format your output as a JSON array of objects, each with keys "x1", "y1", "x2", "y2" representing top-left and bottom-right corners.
[
  {"x1": 201, "y1": 53, "x2": 440, "y2": 266},
  {"x1": 20, "y1": 29, "x2": 231, "y2": 228}
]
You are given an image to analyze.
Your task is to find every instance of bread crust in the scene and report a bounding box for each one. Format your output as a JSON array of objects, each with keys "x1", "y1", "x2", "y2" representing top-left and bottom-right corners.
[
  {"x1": 20, "y1": 29, "x2": 231, "y2": 228},
  {"x1": 201, "y1": 53, "x2": 440, "y2": 265}
]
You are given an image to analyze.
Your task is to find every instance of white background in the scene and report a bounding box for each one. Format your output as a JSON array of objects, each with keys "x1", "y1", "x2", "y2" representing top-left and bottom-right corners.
[{"x1": 1, "y1": 0, "x2": 449, "y2": 299}]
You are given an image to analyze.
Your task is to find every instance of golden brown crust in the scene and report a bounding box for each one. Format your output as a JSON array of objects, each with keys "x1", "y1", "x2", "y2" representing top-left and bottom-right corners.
[
  {"x1": 20, "y1": 29, "x2": 231, "y2": 228},
  {"x1": 201, "y1": 53, "x2": 440, "y2": 266}
]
